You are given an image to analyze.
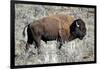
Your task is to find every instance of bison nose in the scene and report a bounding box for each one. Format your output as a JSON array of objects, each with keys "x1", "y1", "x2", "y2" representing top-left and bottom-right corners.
[
  {"x1": 83, "y1": 33, "x2": 86, "y2": 37},
  {"x1": 81, "y1": 34, "x2": 85, "y2": 38},
  {"x1": 81, "y1": 32, "x2": 86, "y2": 36},
  {"x1": 79, "y1": 33, "x2": 86, "y2": 40},
  {"x1": 79, "y1": 37, "x2": 83, "y2": 40}
]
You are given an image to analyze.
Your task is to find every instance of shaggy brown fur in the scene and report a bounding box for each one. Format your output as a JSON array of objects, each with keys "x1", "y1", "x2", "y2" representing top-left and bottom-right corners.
[{"x1": 23, "y1": 15, "x2": 86, "y2": 54}]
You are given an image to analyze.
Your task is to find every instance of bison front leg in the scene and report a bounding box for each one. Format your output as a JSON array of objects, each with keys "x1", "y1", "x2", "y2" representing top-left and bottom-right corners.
[
  {"x1": 58, "y1": 30, "x2": 66, "y2": 49},
  {"x1": 57, "y1": 38, "x2": 64, "y2": 49},
  {"x1": 59, "y1": 42, "x2": 63, "y2": 49}
]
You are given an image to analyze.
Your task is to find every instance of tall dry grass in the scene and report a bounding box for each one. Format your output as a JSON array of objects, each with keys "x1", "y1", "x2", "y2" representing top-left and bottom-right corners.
[{"x1": 15, "y1": 4, "x2": 95, "y2": 65}]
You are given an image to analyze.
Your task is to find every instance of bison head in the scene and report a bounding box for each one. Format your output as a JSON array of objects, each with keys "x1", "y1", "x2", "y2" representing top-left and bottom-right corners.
[{"x1": 70, "y1": 19, "x2": 86, "y2": 40}]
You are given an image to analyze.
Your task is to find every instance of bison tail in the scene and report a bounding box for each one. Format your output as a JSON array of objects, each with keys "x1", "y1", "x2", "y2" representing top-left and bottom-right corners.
[{"x1": 22, "y1": 24, "x2": 29, "y2": 37}]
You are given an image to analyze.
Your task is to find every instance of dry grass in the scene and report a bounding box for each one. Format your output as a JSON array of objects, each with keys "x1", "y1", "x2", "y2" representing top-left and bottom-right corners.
[{"x1": 15, "y1": 4, "x2": 95, "y2": 65}]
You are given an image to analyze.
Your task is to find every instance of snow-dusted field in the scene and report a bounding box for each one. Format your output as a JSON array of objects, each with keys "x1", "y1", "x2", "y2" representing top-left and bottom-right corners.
[{"x1": 15, "y1": 4, "x2": 95, "y2": 65}]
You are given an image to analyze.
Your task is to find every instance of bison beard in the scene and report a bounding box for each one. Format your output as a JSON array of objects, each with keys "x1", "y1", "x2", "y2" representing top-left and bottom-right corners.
[{"x1": 23, "y1": 15, "x2": 86, "y2": 54}]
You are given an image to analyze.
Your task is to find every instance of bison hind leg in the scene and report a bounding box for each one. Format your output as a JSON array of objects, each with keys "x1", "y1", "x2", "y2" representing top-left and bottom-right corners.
[
  {"x1": 34, "y1": 36, "x2": 41, "y2": 54},
  {"x1": 25, "y1": 43, "x2": 29, "y2": 53}
]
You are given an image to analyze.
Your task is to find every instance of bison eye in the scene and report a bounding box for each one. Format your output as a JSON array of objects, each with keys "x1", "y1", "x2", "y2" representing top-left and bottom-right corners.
[{"x1": 76, "y1": 22, "x2": 80, "y2": 28}]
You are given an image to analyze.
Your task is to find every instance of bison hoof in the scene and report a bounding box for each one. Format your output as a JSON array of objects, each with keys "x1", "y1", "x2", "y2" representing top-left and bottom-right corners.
[
  {"x1": 34, "y1": 46, "x2": 37, "y2": 49},
  {"x1": 58, "y1": 46, "x2": 62, "y2": 49}
]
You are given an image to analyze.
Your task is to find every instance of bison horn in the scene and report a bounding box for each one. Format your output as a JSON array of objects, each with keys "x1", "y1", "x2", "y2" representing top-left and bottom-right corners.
[{"x1": 76, "y1": 21, "x2": 80, "y2": 27}]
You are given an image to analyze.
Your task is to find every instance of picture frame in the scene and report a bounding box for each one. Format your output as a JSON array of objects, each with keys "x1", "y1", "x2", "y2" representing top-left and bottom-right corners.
[{"x1": 10, "y1": 0, "x2": 96, "y2": 69}]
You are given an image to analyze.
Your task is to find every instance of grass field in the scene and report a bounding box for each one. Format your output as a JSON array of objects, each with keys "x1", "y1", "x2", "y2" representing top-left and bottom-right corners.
[{"x1": 14, "y1": 4, "x2": 95, "y2": 65}]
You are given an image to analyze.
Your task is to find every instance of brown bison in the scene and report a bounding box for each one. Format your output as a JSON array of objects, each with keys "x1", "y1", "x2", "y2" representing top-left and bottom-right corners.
[{"x1": 23, "y1": 15, "x2": 86, "y2": 54}]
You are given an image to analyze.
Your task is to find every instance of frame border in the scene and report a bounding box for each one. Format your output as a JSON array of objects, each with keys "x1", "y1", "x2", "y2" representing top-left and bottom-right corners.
[{"x1": 10, "y1": 0, "x2": 97, "y2": 69}]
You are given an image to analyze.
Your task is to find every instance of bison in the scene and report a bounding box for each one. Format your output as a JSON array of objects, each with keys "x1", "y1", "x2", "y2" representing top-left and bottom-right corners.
[{"x1": 23, "y1": 15, "x2": 86, "y2": 54}]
